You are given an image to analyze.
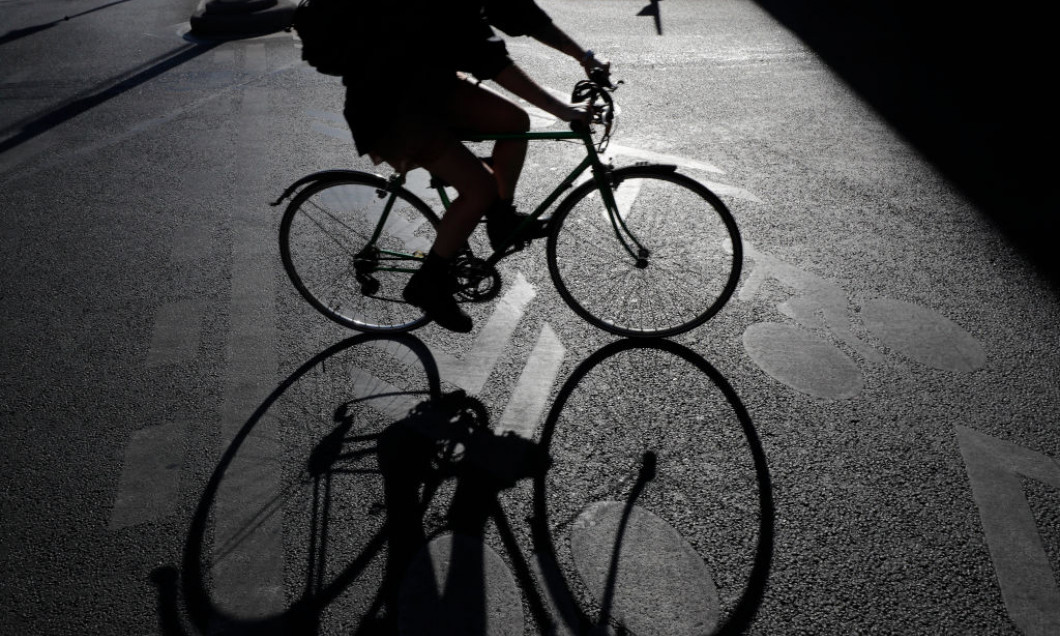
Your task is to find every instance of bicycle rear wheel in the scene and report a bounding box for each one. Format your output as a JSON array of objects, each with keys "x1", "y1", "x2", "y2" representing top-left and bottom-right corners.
[
  {"x1": 547, "y1": 167, "x2": 742, "y2": 338},
  {"x1": 279, "y1": 172, "x2": 439, "y2": 332}
]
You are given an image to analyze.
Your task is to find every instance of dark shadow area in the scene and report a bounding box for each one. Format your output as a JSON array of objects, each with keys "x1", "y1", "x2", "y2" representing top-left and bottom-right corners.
[
  {"x1": 0, "y1": 41, "x2": 219, "y2": 156},
  {"x1": 752, "y1": 1, "x2": 1057, "y2": 288},
  {"x1": 154, "y1": 334, "x2": 554, "y2": 635},
  {"x1": 152, "y1": 334, "x2": 772, "y2": 634},
  {"x1": 532, "y1": 338, "x2": 775, "y2": 635},
  {"x1": 0, "y1": 0, "x2": 138, "y2": 47},
  {"x1": 637, "y1": 0, "x2": 663, "y2": 35},
  {"x1": 371, "y1": 390, "x2": 552, "y2": 635}
]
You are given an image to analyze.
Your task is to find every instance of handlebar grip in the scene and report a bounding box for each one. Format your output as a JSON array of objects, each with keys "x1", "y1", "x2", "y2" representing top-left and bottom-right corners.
[{"x1": 589, "y1": 67, "x2": 613, "y2": 89}]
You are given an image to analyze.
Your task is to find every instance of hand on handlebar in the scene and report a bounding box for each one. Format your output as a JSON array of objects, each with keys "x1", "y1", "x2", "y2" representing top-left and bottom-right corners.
[
  {"x1": 581, "y1": 51, "x2": 612, "y2": 85},
  {"x1": 562, "y1": 103, "x2": 593, "y2": 126}
]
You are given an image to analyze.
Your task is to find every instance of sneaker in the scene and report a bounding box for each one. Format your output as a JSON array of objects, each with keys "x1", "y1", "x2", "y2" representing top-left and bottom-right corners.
[
  {"x1": 403, "y1": 267, "x2": 473, "y2": 333},
  {"x1": 485, "y1": 201, "x2": 549, "y2": 251}
]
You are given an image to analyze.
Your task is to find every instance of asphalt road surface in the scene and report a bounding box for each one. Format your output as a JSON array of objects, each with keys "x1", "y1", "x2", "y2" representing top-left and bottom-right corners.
[{"x1": 1, "y1": 1, "x2": 1057, "y2": 635}]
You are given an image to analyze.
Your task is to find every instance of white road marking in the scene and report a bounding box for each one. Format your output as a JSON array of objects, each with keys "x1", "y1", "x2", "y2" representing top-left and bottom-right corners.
[
  {"x1": 244, "y1": 43, "x2": 267, "y2": 75},
  {"x1": 109, "y1": 422, "x2": 186, "y2": 529},
  {"x1": 433, "y1": 274, "x2": 536, "y2": 395},
  {"x1": 957, "y1": 426, "x2": 1060, "y2": 636},
  {"x1": 310, "y1": 121, "x2": 350, "y2": 141},
  {"x1": 213, "y1": 49, "x2": 235, "y2": 65},
  {"x1": 613, "y1": 177, "x2": 643, "y2": 221},
  {"x1": 496, "y1": 323, "x2": 565, "y2": 439},
  {"x1": 696, "y1": 179, "x2": 762, "y2": 204},
  {"x1": 211, "y1": 82, "x2": 285, "y2": 620},
  {"x1": 349, "y1": 364, "x2": 420, "y2": 419}
]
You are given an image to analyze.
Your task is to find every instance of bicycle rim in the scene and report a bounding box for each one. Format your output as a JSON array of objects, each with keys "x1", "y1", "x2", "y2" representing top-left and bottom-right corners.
[
  {"x1": 280, "y1": 174, "x2": 438, "y2": 332},
  {"x1": 547, "y1": 169, "x2": 742, "y2": 337}
]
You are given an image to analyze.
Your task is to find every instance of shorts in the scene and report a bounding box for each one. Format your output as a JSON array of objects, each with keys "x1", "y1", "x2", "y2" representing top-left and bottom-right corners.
[{"x1": 343, "y1": 70, "x2": 460, "y2": 170}]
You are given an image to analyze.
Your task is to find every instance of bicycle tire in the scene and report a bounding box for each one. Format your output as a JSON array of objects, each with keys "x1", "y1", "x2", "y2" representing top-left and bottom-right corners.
[
  {"x1": 279, "y1": 172, "x2": 440, "y2": 332},
  {"x1": 546, "y1": 167, "x2": 742, "y2": 338}
]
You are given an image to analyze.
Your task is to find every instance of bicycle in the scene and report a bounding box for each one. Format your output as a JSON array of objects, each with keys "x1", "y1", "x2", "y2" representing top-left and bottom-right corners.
[{"x1": 272, "y1": 76, "x2": 743, "y2": 338}]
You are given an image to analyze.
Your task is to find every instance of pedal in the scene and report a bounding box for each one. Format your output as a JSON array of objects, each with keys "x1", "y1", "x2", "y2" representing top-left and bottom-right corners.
[{"x1": 453, "y1": 253, "x2": 502, "y2": 301}]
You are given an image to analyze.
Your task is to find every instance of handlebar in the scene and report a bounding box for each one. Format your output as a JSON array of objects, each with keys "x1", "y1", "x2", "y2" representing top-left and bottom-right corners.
[
  {"x1": 571, "y1": 73, "x2": 622, "y2": 150},
  {"x1": 588, "y1": 67, "x2": 616, "y2": 90}
]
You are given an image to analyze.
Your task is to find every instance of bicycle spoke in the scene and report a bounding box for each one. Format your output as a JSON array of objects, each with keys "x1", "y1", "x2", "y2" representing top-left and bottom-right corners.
[
  {"x1": 280, "y1": 176, "x2": 435, "y2": 332},
  {"x1": 301, "y1": 198, "x2": 373, "y2": 253},
  {"x1": 558, "y1": 221, "x2": 625, "y2": 260}
]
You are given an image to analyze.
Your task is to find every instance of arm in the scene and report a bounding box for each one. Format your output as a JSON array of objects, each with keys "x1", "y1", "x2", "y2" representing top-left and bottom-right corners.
[
  {"x1": 492, "y1": 63, "x2": 590, "y2": 123},
  {"x1": 529, "y1": 21, "x2": 611, "y2": 78}
]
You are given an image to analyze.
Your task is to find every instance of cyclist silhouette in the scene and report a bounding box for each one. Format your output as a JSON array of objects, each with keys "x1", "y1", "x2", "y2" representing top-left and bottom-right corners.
[{"x1": 343, "y1": 0, "x2": 610, "y2": 332}]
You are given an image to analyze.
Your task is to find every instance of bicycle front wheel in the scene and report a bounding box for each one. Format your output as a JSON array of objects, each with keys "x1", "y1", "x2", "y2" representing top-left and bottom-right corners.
[
  {"x1": 279, "y1": 173, "x2": 439, "y2": 332},
  {"x1": 547, "y1": 167, "x2": 742, "y2": 338}
]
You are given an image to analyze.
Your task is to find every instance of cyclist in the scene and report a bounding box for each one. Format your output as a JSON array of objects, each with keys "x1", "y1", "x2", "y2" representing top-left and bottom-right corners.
[{"x1": 343, "y1": 0, "x2": 610, "y2": 332}]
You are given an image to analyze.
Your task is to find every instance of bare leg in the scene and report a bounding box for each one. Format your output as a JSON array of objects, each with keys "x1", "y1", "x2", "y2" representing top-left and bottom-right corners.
[
  {"x1": 387, "y1": 137, "x2": 494, "y2": 332},
  {"x1": 446, "y1": 76, "x2": 530, "y2": 201},
  {"x1": 416, "y1": 139, "x2": 498, "y2": 258}
]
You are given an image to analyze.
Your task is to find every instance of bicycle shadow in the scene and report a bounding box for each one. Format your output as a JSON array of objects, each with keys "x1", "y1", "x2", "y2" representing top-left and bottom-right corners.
[
  {"x1": 151, "y1": 334, "x2": 772, "y2": 635},
  {"x1": 152, "y1": 333, "x2": 554, "y2": 635},
  {"x1": 530, "y1": 338, "x2": 775, "y2": 636}
]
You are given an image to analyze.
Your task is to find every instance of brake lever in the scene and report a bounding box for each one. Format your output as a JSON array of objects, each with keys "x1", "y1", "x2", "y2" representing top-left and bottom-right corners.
[{"x1": 589, "y1": 67, "x2": 617, "y2": 90}]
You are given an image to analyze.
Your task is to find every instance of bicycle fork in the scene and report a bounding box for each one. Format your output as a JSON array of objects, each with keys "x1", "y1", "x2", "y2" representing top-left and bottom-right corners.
[{"x1": 591, "y1": 164, "x2": 652, "y2": 268}]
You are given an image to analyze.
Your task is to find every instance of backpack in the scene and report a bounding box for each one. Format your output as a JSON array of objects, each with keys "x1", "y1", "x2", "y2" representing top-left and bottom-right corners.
[{"x1": 289, "y1": 0, "x2": 360, "y2": 76}]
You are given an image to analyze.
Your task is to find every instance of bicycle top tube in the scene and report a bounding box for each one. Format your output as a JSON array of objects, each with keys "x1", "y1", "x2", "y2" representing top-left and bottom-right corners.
[{"x1": 458, "y1": 130, "x2": 583, "y2": 142}]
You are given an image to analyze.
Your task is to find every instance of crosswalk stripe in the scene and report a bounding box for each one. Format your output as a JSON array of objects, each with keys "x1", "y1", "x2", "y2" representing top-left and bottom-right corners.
[
  {"x1": 211, "y1": 81, "x2": 284, "y2": 620},
  {"x1": 245, "y1": 43, "x2": 267, "y2": 75},
  {"x1": 434, "y1": 274, "x2": 536, "y2": 395},
  {"x1": 146, "y1": 299, "x2": 205, "y2": 367},
  {"x1": 497, "y1": 323, "x2": 565, "y2": 439},
  {"x1": 109, "y1": 422, "x2": 186, "y2": 529}
]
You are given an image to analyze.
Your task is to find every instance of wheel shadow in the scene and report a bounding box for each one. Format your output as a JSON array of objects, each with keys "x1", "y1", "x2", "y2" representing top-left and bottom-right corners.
[
  {"x1": 153, "y1": 333, "x2": 554, "y2": 635},
  {"x1": 531, "y1": 338, "x2": 775, "y2": 635}
]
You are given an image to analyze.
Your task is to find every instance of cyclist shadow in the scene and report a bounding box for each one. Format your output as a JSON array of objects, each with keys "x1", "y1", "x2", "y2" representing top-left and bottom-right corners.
[
  {"x1": 370, "y1": 390, "x2": 552, "y2": 635},
  {"x1": 153, "y1": 333, "x2": 552, "y2": 636}
]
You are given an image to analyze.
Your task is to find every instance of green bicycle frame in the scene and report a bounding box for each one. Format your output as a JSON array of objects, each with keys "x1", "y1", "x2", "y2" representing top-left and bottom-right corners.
[{"x1": 365, "y1": 125, "x2": 647, "y2": 273}]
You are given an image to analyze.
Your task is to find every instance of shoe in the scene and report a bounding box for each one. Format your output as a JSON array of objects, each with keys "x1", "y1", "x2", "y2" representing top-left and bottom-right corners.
[
  {"x1": 485, "y1": 201, "x2": 549, "y2": 252},
  {"x1": 402, "y1": 255, "x2": 473, "y2": 333}
]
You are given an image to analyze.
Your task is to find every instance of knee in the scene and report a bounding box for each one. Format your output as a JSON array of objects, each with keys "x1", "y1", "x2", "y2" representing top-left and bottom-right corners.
[
  {"x1": 495, "y1": 101, "x2": 530, "y2": 133},
  {"x1": 512, "y1": 106, "x2": 530, "y2": 133}
]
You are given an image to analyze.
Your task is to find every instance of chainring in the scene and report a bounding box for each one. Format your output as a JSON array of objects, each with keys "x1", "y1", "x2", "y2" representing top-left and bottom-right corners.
[{"x1": 452, "y1": 253, "x2": 502, "y2": 301}]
